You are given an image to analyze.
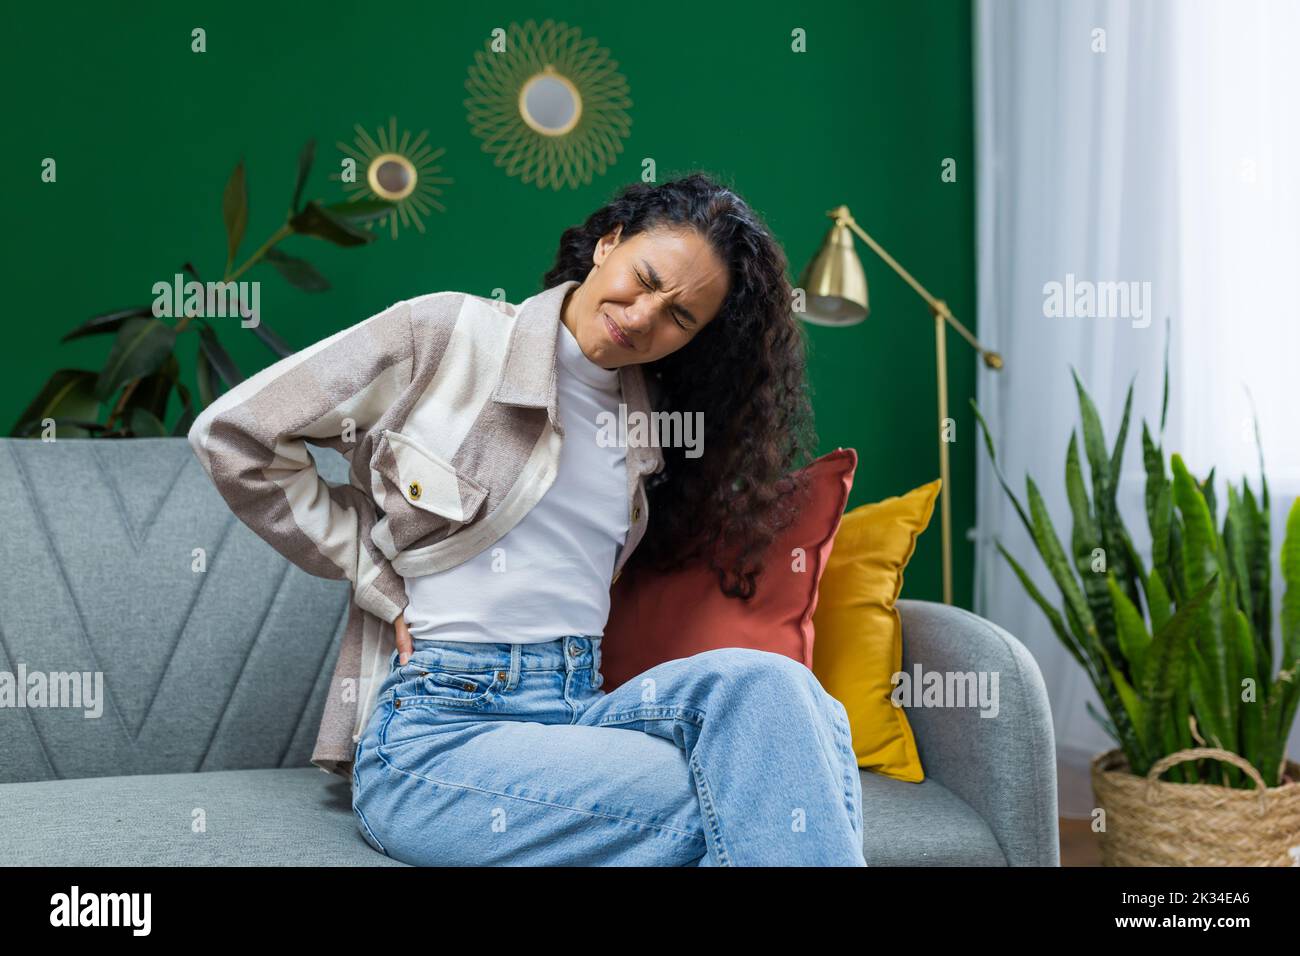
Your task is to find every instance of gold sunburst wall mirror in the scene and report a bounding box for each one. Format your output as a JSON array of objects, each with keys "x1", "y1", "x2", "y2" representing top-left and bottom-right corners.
[
  {"x1": 465, "y1": 19, "x2": 632, "y2": 190},
  {"x1": 332, "y1": 117, "x2": 452, "y2": 239},
  {"x1": 519, "y1": 67, "x2": 582, "y2": 136}
]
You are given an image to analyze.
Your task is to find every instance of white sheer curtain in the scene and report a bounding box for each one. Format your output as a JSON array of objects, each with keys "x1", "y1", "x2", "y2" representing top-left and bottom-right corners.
[{"x1": 973, "y1": 0, "x2": 1300, "y2": 817}]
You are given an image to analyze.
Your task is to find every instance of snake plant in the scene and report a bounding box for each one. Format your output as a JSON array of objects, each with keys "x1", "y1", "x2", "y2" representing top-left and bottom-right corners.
[{"x1": 972, "y1": 327, "x2": 1299, "y2": 789}]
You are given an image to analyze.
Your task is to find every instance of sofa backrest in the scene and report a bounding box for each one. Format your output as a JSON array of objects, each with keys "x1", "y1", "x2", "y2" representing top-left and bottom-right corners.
[{"x1": 0, "y1": 436, "x2": 352, "y2": 783}]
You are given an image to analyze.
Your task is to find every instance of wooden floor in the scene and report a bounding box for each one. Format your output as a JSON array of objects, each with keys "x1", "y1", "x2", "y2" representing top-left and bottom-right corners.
[{"x1": 1059, "y1": 817, "x2": 1103, "y2": 866}]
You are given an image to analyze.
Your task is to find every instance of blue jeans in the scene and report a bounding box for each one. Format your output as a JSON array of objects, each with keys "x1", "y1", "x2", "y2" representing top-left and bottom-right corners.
[{"x1": 351, "y1": 634, "x2": 866, "y2": 866}]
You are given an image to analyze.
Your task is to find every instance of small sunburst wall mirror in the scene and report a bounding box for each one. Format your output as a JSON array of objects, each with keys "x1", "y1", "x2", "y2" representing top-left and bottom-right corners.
[
  {"x1": 465, "y1": 19, "x2": 632, "y2": 190},
  {"x1": 332, "y1": 117, "x2": 453, "y2": 239}
]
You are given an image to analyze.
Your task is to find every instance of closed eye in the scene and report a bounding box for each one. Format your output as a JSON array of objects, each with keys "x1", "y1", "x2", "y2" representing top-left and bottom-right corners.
[{"x1": 635, "y1": 268, "x2": 690, "y2": 331}]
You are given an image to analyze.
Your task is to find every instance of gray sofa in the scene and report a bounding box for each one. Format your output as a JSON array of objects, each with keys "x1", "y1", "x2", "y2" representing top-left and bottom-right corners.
[{"x1": 0, "y1": 436, "x2": 1059, "y2": 866}]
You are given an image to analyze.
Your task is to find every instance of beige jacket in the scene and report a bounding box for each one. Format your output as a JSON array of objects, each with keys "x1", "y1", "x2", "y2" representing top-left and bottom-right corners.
[{"x1": 187, "y1": 279, "x2": 664, "y2": 777}]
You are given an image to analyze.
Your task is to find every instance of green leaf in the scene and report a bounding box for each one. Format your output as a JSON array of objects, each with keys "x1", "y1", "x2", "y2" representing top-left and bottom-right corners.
[
  {"x1": 223, "y1": 159, "x2": 248, "y2": 273},
  {"x1": 1109, "y1": 574, "x2": 1150, "y2": 687},
  {"x1": 1146, "y1": 566, "x2": 1172, "y2": 633},
  {"x1": 1170, "y1": 453, "x2": 1233, "y2": 760},
  {"x1": 1171, "y1": 455, "x2": 1220, "y2": 597},
  {"x1": 1267, "y1": 497, "x2": 1300, "y2": 782},
  {"x1": 1024, "y1": 476, "x2": 1097, "y2": 647},
  {"x1": 170, "y1": 380, "x2": 195, "y2": 437},
  {"x1": 128, "y1": 407, "x2": 167, "y2": 437},
  {"x1": 60, "y1": 306, "x2": 154, "y2": 343},
  {"x1": 1066, "y1": 430, "x2": 1116, "y2": 666},
  {"x1": 1201, "y1": 467, "x2": 1218, "y2": 528},
  {"x1": 292, "y1": 138, "x2": 315, "y2": 214},
  {"x1": 1109, "y1": 374, "x2": 1135, "y2": 496},
  {"x1": 195, "y1": 347, "x2": 221, "y2": 409},
  {"x1": 998, "y1": 540, "x2": 1090, "y2": 672},
  {"x1": 1168, "y1": 514, "x2": 1188, "y2": 606},
  {"x1": 1143, "y1": 572, "x2": 1220, "y2": 774},
  {"x1": 325, "y1": 198, "x2": 395, "y2": 226},
  {"x1": 1072, "y1": 368, "x2": 1141, "y2": 613},
  {"x1": 122, "y1": 353, "x2": 180, "y2": 424},
  {"x1": 10, "y1": 369, "x2": 101, "y2": 437},
  {"x1": 1085, "y1": 699, "x2": 1122, "y2": 746},
  {"x1": 1223, "y1": 485, "x2": 1252, "y2": 621},
  {"x1": 249, "y1": 320, "x2": 295, "y2": 359},
  {"x1": 1230, "y1": 596, "x2": 1263, "y2": 771},
  {"x1": 970, "y1": 399, "x2": 1034, "y2": 537},
  {"x1": 95, "y1": 317, "x2": 177, "y2": 401},
  {"x1": 1142, "y1": 423, "x2": 1175, "y2": 600},
  {"x1": 288, "y1": 200, "x2": 376, "y2": 247},
  {"x1": 1104, "y1": 651, "x2": 1147, "y2": 760},
  {"x1": 1072, "y1": 367, "x2": 1112, "y2": 515},
  {"x1": 265, "y1": 247, "x2": 330, "y2": 292},
  {"x1": 1241, "y1": 480, "x2": 1272, "y2": 669},
  {"x1": 197, "y1": 326, "x2": 243, "y2": 388}
]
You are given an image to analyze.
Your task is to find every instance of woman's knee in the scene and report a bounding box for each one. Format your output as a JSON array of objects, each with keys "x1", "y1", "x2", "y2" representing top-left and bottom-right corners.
[{"x1": 695, "y1": 645, "x2": 821, "y2": 692}]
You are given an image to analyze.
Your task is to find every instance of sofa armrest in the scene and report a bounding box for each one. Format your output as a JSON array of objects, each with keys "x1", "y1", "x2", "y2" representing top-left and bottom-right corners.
[{"x1": 896, "y1": 599, "x2": 1060, "y2": 866}]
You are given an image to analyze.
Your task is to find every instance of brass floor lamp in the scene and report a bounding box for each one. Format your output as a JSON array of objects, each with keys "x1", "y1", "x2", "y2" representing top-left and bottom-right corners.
[{"x1": 795, "y1": 204, "x2": 1003, "y2": 605}]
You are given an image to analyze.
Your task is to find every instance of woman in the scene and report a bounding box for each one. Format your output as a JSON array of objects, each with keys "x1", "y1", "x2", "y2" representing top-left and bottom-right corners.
[{"x1": 190, "y1": 172, "x2": 865, "y2": 866}]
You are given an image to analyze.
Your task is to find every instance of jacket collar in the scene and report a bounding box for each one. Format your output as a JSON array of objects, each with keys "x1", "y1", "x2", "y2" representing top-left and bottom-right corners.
[{"x1": 491, "y1": 279, "x2": 665, "y2": 476}]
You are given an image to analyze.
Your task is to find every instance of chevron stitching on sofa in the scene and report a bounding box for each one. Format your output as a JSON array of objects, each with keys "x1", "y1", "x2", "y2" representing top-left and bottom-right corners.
[
  {"x1": 7, "y1": 441, "x2": 134, "y2": 770},
  {"x1": 4, "y1": 440, "x2": 358, "y2": 779},
  {"x1": 135, "y1": 510, "x2": 238, "y2": 740},
  {"x1": 0, "y1": 618, "x2": 59, "y2": 779},
  {"x1": 91, "y1": 441, "x2": 191, "y2": 551},
  {"x1": 196, "y1": 560, "x2": 293, "y2": 772}
]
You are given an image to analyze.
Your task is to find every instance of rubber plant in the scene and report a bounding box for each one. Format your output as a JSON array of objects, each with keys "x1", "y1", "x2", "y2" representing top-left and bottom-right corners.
[
  {"x1": 10, "y1": 140, "x2": 393, "y2": 439},
  {"x1": 972, "y1": 323, "x2": 1299, "y2": 790}
]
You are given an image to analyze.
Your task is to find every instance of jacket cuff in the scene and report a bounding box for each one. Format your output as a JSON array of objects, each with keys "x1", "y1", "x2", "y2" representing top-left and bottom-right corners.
[{"x1": 355, "y1": 581, "x2": 407, "y2": 624}]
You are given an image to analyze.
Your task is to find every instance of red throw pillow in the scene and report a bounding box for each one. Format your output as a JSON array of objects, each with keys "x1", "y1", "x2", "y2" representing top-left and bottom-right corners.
[{"x1": 600, "y1": 448, "x2": 858, "y2": 689}]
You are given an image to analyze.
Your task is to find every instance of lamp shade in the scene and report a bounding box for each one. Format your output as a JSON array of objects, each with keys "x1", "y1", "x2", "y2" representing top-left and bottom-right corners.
[{"x1": 796, "y1": 217, "x2": 869, "y2": 326}]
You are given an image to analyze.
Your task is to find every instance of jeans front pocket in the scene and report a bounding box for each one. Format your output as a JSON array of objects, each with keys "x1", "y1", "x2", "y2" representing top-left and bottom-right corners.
[{"x1": 396, "y1": 666, "x2": 506, "y2": 711}]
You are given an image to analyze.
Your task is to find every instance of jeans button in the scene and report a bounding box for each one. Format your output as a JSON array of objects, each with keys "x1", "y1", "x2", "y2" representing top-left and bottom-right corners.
[{"x1": 569, "y1": 644, "x2": 582, "y2": 657}]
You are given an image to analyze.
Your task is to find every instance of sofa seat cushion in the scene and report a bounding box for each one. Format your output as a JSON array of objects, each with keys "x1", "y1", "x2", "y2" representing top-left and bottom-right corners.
[
  {"x1": 0, "y1": 765, "x2": 1004, "y2": 867},
  {"x1": 0, "y1": 767, "x2": 409, "y2": 866},
  {"x1": 859, "y1": 770, "x2": 1008, "y2": 865}
]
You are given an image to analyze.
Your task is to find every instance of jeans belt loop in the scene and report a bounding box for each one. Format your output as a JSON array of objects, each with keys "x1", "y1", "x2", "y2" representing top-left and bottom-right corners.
[{"x1": 507, "y1": 643, "x2": 521, "y2": 691}]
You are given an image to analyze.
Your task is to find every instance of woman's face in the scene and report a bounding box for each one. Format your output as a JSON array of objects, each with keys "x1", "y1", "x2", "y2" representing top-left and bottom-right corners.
[{"x1": 561, "y1": 225, "x2": 729, "y2": 369}]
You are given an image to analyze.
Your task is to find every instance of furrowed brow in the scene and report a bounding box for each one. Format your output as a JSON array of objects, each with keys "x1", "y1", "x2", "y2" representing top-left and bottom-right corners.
[{"x1": 642, "y1": 259, "x2": 701, "y2": 327}]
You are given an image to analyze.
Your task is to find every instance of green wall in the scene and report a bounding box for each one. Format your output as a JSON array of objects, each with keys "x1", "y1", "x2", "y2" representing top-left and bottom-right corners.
[{"x1": 4, "y1": 0, "x2": 976, "y2": 607}]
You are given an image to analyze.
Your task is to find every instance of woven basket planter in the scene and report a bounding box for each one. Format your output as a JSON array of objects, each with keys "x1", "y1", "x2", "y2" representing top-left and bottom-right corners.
[{"x1": 1090, "y1": 746, "x2": 1300, "y2": 866}]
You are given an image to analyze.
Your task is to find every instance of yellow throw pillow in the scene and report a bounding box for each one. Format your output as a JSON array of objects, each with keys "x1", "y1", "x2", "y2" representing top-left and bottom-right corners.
[{"x1": 812, "y1": 479, "x2": 940, "y2": 783}]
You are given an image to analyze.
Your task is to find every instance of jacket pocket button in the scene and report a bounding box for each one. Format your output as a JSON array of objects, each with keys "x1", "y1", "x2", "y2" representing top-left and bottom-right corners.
[{"x1": 408, "y1": 481, "x2": 422, "y2": 500}]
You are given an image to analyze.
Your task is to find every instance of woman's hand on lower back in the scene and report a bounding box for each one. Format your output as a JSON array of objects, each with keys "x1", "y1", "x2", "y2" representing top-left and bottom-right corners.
[{"x1": 395, "y1": 614, "x2": 414, "y2": 666}]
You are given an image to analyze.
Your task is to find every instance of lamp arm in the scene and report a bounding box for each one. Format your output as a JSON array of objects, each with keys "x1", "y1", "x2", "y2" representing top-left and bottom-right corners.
[{"x1": 842, "y1": 217, "x2": 998, "y2": 365}]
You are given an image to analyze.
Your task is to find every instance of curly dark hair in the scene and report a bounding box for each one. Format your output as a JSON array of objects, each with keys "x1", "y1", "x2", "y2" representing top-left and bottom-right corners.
[{"x1": 542, "y1": 172, "x2": 818, "y2": 600}]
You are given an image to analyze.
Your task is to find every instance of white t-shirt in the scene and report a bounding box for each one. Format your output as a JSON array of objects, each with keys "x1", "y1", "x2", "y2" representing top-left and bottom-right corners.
[{"x1": 401, "y1": 316, "x2": 630, "y2": 643}]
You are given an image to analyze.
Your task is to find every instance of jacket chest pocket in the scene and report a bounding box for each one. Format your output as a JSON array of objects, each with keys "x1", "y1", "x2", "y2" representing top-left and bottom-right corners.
[{"x1": 372, "y1": 429, "x2": 490, "y2": 552}]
